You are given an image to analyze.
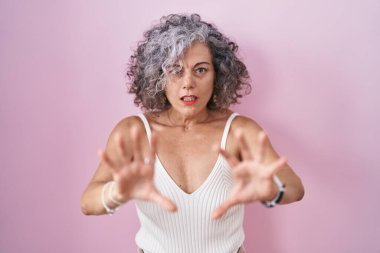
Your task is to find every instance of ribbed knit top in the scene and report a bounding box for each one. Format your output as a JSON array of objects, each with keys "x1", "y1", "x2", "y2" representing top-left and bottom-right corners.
[{"x1": 135, "y1": 113, "x2": 244, "y2": 253}]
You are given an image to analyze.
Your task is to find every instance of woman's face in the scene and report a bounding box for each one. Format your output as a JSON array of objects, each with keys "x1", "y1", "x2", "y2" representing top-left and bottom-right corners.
[{"x1": 165, "y1": 42, "x2": 215, "y2": 116}]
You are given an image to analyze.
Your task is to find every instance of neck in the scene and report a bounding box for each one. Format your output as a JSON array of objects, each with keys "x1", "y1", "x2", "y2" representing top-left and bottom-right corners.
[{"x1": 166, "y1": 108, "x2": 211, "y2": 128}]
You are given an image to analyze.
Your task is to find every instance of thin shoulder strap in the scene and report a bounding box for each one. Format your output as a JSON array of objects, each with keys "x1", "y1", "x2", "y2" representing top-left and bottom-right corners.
[
  {"x1": 137, "y1": 114, "x2": 152, "y2": 145},
  {"x1": 220, "y1": 112, "x2": 239, "y2": 149}
]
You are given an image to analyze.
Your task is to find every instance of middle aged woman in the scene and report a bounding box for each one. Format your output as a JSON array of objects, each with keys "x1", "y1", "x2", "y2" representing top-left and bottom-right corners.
[{"x1": 81, "y1": 13, "x2": 305, "y2": 253}]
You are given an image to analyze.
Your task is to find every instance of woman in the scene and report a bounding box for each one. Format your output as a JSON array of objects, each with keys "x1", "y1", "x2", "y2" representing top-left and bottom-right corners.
[{"x1": 81, "y1": 14, "x2": 304, "y2": 253}]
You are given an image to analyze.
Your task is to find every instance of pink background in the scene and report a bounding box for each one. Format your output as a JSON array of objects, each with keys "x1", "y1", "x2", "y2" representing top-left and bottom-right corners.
[{"x1": 1, "y1": 0, "x2": 379, "y2": 252}]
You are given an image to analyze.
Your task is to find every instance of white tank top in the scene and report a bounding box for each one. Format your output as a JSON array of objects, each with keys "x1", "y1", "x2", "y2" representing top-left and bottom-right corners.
[{"x1": 135, "y1": 113, "x2": 244, "y2": 253}]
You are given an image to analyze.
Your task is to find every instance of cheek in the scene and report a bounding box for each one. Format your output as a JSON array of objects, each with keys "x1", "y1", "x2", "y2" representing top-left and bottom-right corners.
[
  {"x1": 204, "y1": 75, "x2": 215, "y2": 92},
  {"x1": 164, "y1": 83, "x2": 178, "y2": 100}
]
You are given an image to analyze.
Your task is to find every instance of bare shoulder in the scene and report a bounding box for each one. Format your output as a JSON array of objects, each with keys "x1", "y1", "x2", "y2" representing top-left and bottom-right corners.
[
  {"x1": 228, "y1": 114, "x2": 283, "y2": 163},
  {"x1": 108, "y1": 115, "x2": 144, "y2": 139},
  {"x1": 231, "y1": 114, "x2": 264, "y2": 138},
  {"x1": 87, "y1": 115, "x2": 148, "y2": 184},
  {"x1": 101, "y1": 115, "x2": 149, "y2": 153}
]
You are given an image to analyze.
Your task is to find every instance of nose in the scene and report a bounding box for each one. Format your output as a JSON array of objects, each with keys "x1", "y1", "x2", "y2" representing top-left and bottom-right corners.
[{"x1": 182, "y1": 70, "x2": 194, "y2": 90}]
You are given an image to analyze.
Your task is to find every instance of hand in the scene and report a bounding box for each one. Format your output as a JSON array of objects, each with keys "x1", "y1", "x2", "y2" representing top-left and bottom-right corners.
[
  {"x1": 99, "y1": 126, "x2": 177, "y2": 212},
  {"x1": 212, "y1": 130, "x2": 287, "y2": 219}
]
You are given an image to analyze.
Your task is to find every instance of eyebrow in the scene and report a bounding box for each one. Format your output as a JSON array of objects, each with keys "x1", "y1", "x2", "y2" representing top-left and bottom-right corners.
[{"x1": 194, "y1": 62, "x2": 211, "y2": 67}]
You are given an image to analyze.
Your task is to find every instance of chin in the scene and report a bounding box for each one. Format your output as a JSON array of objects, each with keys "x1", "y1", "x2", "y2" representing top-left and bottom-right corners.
[{"x1": 181, "y1": 107, "x2": 199, "y2": 115}]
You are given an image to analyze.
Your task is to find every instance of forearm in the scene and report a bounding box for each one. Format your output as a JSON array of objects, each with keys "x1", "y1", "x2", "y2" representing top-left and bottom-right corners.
[
  {"x1": 80, "y1": 181, "x2": 126, "y2": 216},
  {"x1": 278, "y1": 174, "x2": 304, "y2": 205}
]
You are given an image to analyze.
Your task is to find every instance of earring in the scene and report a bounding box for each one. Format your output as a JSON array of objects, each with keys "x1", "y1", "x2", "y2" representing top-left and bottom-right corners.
[{"x1": 213, "y1": 94, "x2": 218, "y2": 104}]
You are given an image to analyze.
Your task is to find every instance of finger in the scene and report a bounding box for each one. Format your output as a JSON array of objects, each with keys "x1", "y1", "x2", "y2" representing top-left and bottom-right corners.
[
  {"x1": 131, "y1": 126, "x2": 143, "y2": 162},
  {"x1": 255, "y1": 131, "x2": 266, "y2": 163},
  {"x1": 266, "y1": 157, "x2": 287, "y2": 178},
  {"x1": 212, "y1": 197, "x2": 240, "y2": 220},
  {"x1": 218, "y1": 147, "x2": 239, "y2": 167},
  {"x1": 149, "y1": 191, "x2": 177, "y2": 212},
  {"x1": 236, "y1": 129, "x2": 253, "y2": 161},
  {"x1": 212, "y1": 183, "x2": 244, "y2": 220},
  {"x1": 98, "y1": 149, "x2": 119, "y2": 173}
]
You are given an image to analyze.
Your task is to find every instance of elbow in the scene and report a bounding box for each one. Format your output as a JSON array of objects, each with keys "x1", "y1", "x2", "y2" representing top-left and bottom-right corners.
[
  {"x1": 80, "y1": 201, "x2": 90, "y2": 216},
  {"x1": 296, "y1": 187, "x2": 305, "y2": 202},
  {"x1": 81, "y1": 204, "x2": 91, "y2": 216},
  {"x1": 295, "y1": 178, "x2": 305, "y2": 202},
  {"x1": 80, "y1": 193, "x2": 93, "y2": 216}
]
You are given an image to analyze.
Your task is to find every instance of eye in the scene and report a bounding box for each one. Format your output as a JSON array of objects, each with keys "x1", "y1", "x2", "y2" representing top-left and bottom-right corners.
[{"x1": 195, "y1": 67, "x2": 207, "y2": 74}]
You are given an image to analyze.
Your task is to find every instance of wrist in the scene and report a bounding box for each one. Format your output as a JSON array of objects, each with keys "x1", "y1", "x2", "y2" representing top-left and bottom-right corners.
[
  {"x1": 101, "y1": 181, "x2": 125, "y2": 215},
  {"x1": 261, "y1": 175, "x2": 286, "y2": 208},
  {"x1": 264, "y1": 183, "x2": 279, "y2": 202},
  {"x1": 108, "y1": 181, "x2": 127, "y2": 205}
]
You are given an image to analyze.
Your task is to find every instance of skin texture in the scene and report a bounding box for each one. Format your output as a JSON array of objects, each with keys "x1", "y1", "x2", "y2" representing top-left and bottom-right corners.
[{"x1": 80, "y1": 42, "x2": 305, "y2": 218}]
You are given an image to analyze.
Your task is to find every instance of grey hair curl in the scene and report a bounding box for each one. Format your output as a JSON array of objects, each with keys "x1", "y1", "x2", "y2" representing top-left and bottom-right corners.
[{"x1": 127, "y1": 13, "x2": 251, "y2": 111}]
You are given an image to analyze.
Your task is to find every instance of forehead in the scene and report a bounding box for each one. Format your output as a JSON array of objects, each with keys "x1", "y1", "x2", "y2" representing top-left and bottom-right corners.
[{"x1": 182, "y1": 42, "x2": 212, "y2": 64}]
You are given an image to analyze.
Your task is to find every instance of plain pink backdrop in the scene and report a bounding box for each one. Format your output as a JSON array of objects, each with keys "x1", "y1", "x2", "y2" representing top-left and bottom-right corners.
[{"x1": 1, "y1": 0, "x2": 379, "y2": 252}]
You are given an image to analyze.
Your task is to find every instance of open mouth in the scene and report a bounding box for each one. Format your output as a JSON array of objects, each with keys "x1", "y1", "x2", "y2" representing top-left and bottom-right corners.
[
  {"x1": 180, "y1": 95, "x2": 198, "y2": 104},
  {"x1": 181, "y1": 95, "x2": 198, "y2": 101}
]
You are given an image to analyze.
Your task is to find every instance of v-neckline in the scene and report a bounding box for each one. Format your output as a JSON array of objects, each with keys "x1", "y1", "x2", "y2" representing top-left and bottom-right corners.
[
  {"x1": 138, "y1": 112, "x2": 237, "y2": 197},
  {"x1": 155, "y1": 154, "x2": 222, "y2": 196}
]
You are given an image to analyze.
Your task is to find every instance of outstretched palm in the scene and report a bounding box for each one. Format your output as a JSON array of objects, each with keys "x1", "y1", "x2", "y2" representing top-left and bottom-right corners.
[
  {"x1": 212, "y1": 130, "x2": 287, "y2": 219},
  {"x1": 99, "y1": 126, "x2": 177, "y2": 212}
]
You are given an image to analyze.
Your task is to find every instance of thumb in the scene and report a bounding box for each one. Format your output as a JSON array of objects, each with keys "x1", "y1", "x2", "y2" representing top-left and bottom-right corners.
[
  {"x1": 149, "y1": 191, "x2": 178, "y2": 212},
  {"x1": 211, "y1": 197, "x2": 239, "y2": 220}
]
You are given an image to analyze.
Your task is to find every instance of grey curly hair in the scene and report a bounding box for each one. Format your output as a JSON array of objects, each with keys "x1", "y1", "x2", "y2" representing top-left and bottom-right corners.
[{"x1": 127, "y1": 13, "x2": 251, "y2": 111}]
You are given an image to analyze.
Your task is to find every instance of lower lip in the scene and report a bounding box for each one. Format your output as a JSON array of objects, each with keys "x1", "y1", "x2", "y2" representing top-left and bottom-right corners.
[{"x1": 182, "y1": 99, "x2": 198, "y2": 105}]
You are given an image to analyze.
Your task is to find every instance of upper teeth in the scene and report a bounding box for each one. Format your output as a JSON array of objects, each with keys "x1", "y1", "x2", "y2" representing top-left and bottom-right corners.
[{"x1": 183, "y1": 96, "x2": 196, "y2": 101}]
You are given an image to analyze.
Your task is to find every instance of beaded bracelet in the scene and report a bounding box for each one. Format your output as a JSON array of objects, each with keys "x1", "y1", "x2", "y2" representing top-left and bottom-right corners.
[
  {"x1": 101, "y1": 181, "x2": 120, "y2": 215},
  {"x1": 108, "y1": 181, "x2": 124, "y2": 206}
]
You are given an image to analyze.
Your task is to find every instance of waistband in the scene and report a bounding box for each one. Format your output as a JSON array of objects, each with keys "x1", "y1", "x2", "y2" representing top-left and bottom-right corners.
[{"x1": 138, "y1": 246, "x2": 246, "y2": 253}]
